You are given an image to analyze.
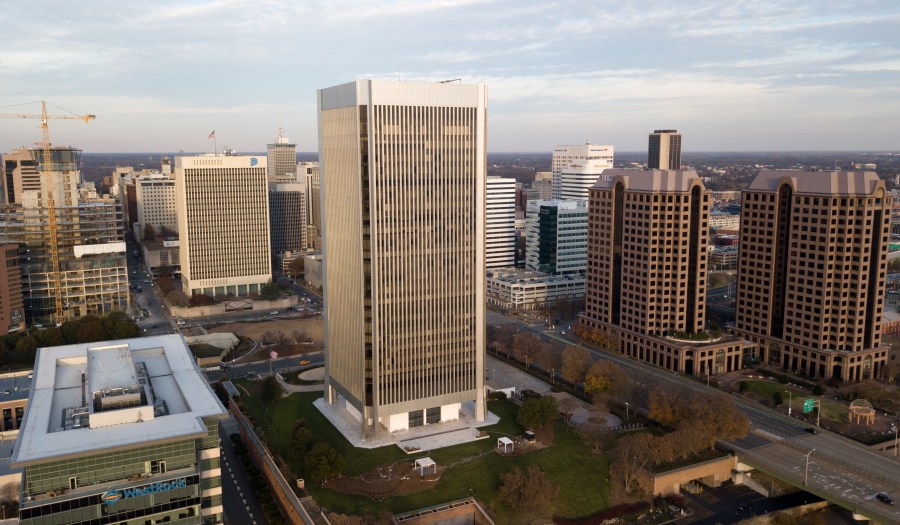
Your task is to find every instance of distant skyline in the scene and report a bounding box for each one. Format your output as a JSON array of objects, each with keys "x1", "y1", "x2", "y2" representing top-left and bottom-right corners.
[{"x1": 2, "y1": 0, "x2": 899, "y2": 153}]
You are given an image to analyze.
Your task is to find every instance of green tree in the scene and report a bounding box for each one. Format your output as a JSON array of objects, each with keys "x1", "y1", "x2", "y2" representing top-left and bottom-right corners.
[
  {"x1": 738, "y1": 381, "x2": 749, "y2": 393},
  {"x1": 259, "y1": 280, "x2": 281, "y2": 301},
  {"x1": 812, "y1": 384, "x2": 824, "y2": 396},
  {"x1": 292, "y1": 420, "x2": 315, "y2": 455},
  {"x1": 305, "y1": 442, "x2": 346, "y2": 482},
  {"x1": 499, "y1": 464, "x2": 558, "y2": 516},
  {"x1": 517, "y1": 395, "x2": 559, "y2": 429},
  {"x1": 772, "y1": 391, "x2": 784, "y2": 406},
  {"x1": 261, "y1": 375, "x2": 282, "y2": 404}
]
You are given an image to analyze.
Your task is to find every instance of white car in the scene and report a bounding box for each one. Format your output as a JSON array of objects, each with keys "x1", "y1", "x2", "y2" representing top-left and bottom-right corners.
[{"x1": 270, "y1": 311, "x2": 279, "y2": 315}]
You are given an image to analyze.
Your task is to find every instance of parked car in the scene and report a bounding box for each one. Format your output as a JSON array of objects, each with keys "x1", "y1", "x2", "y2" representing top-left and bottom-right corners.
[
  {"x1": 876, "y1": 493, "x2": 895, "y2": 505},
  {"x1": 299, "y1": 360, "x2": 311, "y2": 365},
  {"x1": 805, "y1": 427, "x2": 818, "y2": 434},
  {"x1": 736, "y1": 501, "x2": 753, "y2": 511}
]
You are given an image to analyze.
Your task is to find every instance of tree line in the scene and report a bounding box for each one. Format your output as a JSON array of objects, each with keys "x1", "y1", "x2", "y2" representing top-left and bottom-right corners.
[{"x1": 0, "y1": 312, "x2": 140, "y2": 368}]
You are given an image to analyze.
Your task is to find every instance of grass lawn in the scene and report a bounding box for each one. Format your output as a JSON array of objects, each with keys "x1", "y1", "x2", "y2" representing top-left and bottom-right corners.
[
  {"x1": 739, "y1": 380, "x2": 845, "y2": 424},
  {"x1": 235, "y1": 380, "x2": 610, "y2": 523},
  {"x1": 188, "y1": 343, "x2": 223, "y2": 359}
]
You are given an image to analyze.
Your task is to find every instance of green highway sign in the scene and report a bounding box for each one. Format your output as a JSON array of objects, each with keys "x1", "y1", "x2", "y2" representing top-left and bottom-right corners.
[{"x1": 803, "y1": 399, "x2": 815, "y2": 413}]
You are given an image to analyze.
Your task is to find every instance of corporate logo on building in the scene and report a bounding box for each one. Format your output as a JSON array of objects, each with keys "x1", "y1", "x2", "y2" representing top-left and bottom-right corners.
[
  {"x1": 250, "y1": 157, "x2": 258, "y2": 166},
  {"x1": 101, "y1": 478, "x2": 187, "y2": 505}
]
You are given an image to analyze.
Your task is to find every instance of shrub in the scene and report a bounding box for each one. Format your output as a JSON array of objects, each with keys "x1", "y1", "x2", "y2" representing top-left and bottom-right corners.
[
  {"x1": 772, "y1": 391, "x2": 784, "y2": 406},
  {"x1": 812, "y1": 384, "x2": 825, "y2": 396},
  {"x1": 738, "y1": 381, "x2": 748, "y2": 393}
]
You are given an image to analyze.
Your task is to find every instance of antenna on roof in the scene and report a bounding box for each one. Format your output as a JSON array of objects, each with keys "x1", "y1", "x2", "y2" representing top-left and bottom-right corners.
[{"x1": 439, "y1": 79, "x2": 462, "y2": 83}]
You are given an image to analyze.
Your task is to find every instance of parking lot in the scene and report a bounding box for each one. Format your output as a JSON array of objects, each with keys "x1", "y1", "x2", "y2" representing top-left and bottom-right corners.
[{"x1": 678, "y1": 481, "x2": 824, "y2": 524}]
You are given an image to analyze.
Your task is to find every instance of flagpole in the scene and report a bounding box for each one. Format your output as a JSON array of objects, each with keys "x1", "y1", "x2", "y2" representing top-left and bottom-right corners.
[{"x1": 214, "y1": 136, "x2": 217, "y2": 154}]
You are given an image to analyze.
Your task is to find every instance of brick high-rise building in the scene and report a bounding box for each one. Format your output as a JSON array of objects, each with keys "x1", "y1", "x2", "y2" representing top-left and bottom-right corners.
[
  {"x1": 0, "y1": 244, "x2": 25, "y2": 335},
  {"x1": 581, "y1": 169, "x2": 751, "y2": 376},
  {"x1": 734, "y1": 170, "x2": 891, "y2": 382},
  {"x1": 318, "y1": 79, "x2": 487, "y2": 438}
]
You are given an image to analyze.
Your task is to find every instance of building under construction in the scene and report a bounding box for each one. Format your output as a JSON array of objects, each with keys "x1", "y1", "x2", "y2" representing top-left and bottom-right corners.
[{"x1": 0, "y1": 147, "x2": 129, "y2": 325}]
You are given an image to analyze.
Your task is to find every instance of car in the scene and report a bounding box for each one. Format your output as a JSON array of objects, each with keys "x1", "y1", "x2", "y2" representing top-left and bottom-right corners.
[
  {"x1": 299, "y1": 360, "x2": 311, "y2": 365},
  {"x1": 151, "y1": 324, "x2": 159, "y2": 329},
  {"x1": 736, "y1": 501, "x2": 753, "y2": 512},
  {"x1": 876, "y1": 493, "x2": 896, "y2": 505},
  {"x1": 270, "y1": 311, "x2": 279, "y2": 315},
  {"x1": 560, "y1": 331, "x2": 567, "y2": 335},
  {"x1": 805, "y1": 427, "x2": 818, "y2": 434}
]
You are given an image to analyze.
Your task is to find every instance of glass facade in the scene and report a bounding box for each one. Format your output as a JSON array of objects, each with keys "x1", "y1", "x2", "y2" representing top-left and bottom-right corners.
[{"x1": 20, "y1": 417, "x2": 222, "y2": 525}]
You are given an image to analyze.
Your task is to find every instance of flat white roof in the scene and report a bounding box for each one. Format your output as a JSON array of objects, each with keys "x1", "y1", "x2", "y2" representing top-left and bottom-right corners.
[{"x1": 11, "y1": 334, "x2": 227, "y2": 467}]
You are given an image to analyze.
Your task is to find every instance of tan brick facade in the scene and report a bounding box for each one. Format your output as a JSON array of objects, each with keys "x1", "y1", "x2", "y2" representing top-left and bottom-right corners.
[{"x1": 734, "y1": 170, "x2": 891, "y2": 382}]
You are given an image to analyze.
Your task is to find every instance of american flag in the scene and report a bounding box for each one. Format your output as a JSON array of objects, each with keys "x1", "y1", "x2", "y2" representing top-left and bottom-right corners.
[
  {"x1": 208, "y1": 130, "x2": 215, "y2": 139},
  {"x1": 270, "y1": 350, "x2": 278, "y2": 360}
]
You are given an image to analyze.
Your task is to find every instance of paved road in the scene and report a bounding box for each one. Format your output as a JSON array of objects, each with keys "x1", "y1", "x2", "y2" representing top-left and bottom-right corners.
[
  {"x1": 489, "y1": 313, "x2": 900, "y2": 524},
  {"x1": 219, "y1": 418, "x2": 263, "y2": 525},
  {"x1": 205, "y1": 353, "x2": 325, "y2": 382}
]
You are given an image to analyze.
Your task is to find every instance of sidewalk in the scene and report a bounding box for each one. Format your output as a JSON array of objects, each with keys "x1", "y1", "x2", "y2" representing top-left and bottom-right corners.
[{"x1": 275, "y1": 367, "x2": 324, "y2": 393}]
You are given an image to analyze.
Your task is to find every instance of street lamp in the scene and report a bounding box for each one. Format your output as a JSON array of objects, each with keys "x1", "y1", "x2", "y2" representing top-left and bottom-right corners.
[
  {"x1": 785, "y1": 390, "x2": 793, "y2": 416},
  {"x1": 892, "y1": 424, "x2": 898, "y2": 458},
  {"x1": 804, "y1": 449, "x2": 815, "y2": 486},
  {"x1": 625, "y1": 402, "x2": 630, "y2": 421}
]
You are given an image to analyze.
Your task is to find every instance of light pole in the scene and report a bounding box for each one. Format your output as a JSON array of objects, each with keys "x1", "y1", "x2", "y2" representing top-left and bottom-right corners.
[
  {"x1": 625, "y1": 402, "x2": 630, "y2": 421},
  {"x1": 892, "y1": 424, "x2": 898, "y2": 458},
  {"x1": 525, "y1": 355, "x2": 529, "y2": 370},
  {"x1": 785, "y1": 390, "x2": 793, "y2": 416},
  {"x1": 804, "y1": 449, "x2": 815, "y2": 486}
]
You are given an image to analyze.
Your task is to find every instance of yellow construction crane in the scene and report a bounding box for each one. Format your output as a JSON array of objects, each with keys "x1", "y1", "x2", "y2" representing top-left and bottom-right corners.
[{"x1": 0, "y1": 101, "x2": 95, "y2": 324}]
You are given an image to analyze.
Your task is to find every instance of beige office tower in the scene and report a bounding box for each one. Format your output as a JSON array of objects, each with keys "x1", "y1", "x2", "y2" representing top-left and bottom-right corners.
[
  {"x1": 318, "y1": 79, "x2": 487, "y2": 438},
  {"x1": 298, "y1": 162, "x2": 322, "y2": 247},
  {"x1": 734, "y1": 170, "x2": 891, "y2": 382},
  {"x1": 581, "y1": 169, "x2": 751, "y2": 376},
  {"x1": 175, "y1": 155, "x2": 272, "y2": 298},
  {"x1": 648, "y1": 130, "x2": 682, "y2": 170},
  {"x1": 267, "y1": 128, "x2": 297, "y2": 182}
]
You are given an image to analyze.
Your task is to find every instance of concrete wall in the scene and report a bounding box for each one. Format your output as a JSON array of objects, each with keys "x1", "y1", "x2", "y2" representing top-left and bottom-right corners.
[
  {"x1": 392, "y1": 498, "x2": 495, "y2": 525},
  {"x1": 651, "y1": 455, "x2": 735, "y2": 496},
  {"x1": 171, "y1": 295, "x2": 298, "y2": 318}
]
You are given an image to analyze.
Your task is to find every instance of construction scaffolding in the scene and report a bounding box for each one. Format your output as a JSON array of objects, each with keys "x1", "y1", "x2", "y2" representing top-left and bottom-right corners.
[{"x1": 1, "y1": 147, "x2": 129, "y2": 325}]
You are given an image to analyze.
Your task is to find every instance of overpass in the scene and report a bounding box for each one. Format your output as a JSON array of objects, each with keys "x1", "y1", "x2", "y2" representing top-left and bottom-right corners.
[{"x1": 722, "y1": 429, "x2": 900, "y2": 524}]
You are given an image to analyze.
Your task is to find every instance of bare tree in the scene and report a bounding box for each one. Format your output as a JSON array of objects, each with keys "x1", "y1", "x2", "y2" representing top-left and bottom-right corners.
[
  {"x1": 611, "y1": 433, "x2": 654, "y2": 494},
  {"x1": 576, "y1": 425, "x2": 614, "y2": 458},
  {"x1": 499, "y1": 465, "x2": 559, "y2": 516}
]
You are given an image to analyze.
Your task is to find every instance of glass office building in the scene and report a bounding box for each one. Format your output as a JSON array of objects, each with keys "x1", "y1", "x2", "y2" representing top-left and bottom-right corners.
[{"x1": 12, "y1": 335, "x2": 227, "y2": 525}]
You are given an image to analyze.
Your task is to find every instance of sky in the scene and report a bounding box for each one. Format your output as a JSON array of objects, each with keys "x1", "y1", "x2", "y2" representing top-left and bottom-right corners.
[{"x1": 1, "y1": 0, "x2": 899, "y2": 153}]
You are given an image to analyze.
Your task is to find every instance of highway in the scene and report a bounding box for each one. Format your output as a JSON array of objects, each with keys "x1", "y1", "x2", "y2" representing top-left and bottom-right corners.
[{"x1": 486, "y1": 310, "x2": 900, "y2": 524}]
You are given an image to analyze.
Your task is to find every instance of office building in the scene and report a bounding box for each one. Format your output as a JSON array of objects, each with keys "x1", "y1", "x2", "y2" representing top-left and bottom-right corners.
[
  {"x1": 551, "y1": 144, "x2": 614, "y2": 201},
  {"x1": 318, "y1": 79, "x2": 487, "y2": 437},
  {"x1": 525, "y1": 200, "x2": 588, "y2": 275},
  {"x1": 269, "y1": 181, "x2": 309, "y2": 266},
  {"x1": 486, "y1": 177, "x2": 517, "y2": 268},
  {"x1": 551, "y1": 144, "x2": 614, "y2": 200},
  {"x1": 11, "y1": 334, "x2": 226, "y2": 525},
  {"x1": 1, "y1": 244, "x2": 25, "y2": 335},
  {"x1": 2, "y1": 148, "x2": 40, "y2": 205},
  {"x1": 648, "y1": 130, "x2": 682, "y2": 170},
  {"x1": 175, "y1": 154, "x2": 272, "y2": 298},
  {"x1": 487, "y1": 268, "x2": 584, "y2": 311},
  {"x1": 734, "y1": 170, "x2": 891, "y2": 382},
  {"x1": 298, "y1": 162, "x2": 321, "y2": 248},
  {"x1": 267, "y1": 129, "x2": 297, "y2": 182},
  {"x1": 0, "y1": 148, "x2": 129, "y2": 325},
  {"x1": 581, "y1": 169, "x2": 751, "y2": 376},
  {"x1": 135, "y1": 173, "x2": 177, "y2": 238},
  {"x1": 141, "y1": 238, "x2": 181, "y2": 276},
  {"x1": 709, "y1": 211, "x2": 740, "y2": 231}
]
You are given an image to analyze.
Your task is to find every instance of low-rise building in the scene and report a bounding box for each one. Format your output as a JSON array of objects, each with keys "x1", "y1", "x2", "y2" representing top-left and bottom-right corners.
[
  {"x1": 487, "y1": 267, "x2": 585, "y2": 310},
  {"x1": 11, "y1": 335, "x2": 227, "y2": 525},
  {"x1": 140, "y1": 238, "x2": 181, "y2": 275},
  {"x1": 709, "y1": 246, "x2": 739, "y2": 269},
  {"x1": 709, "y1": 211, "x2": 740, "y2": 230}
]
